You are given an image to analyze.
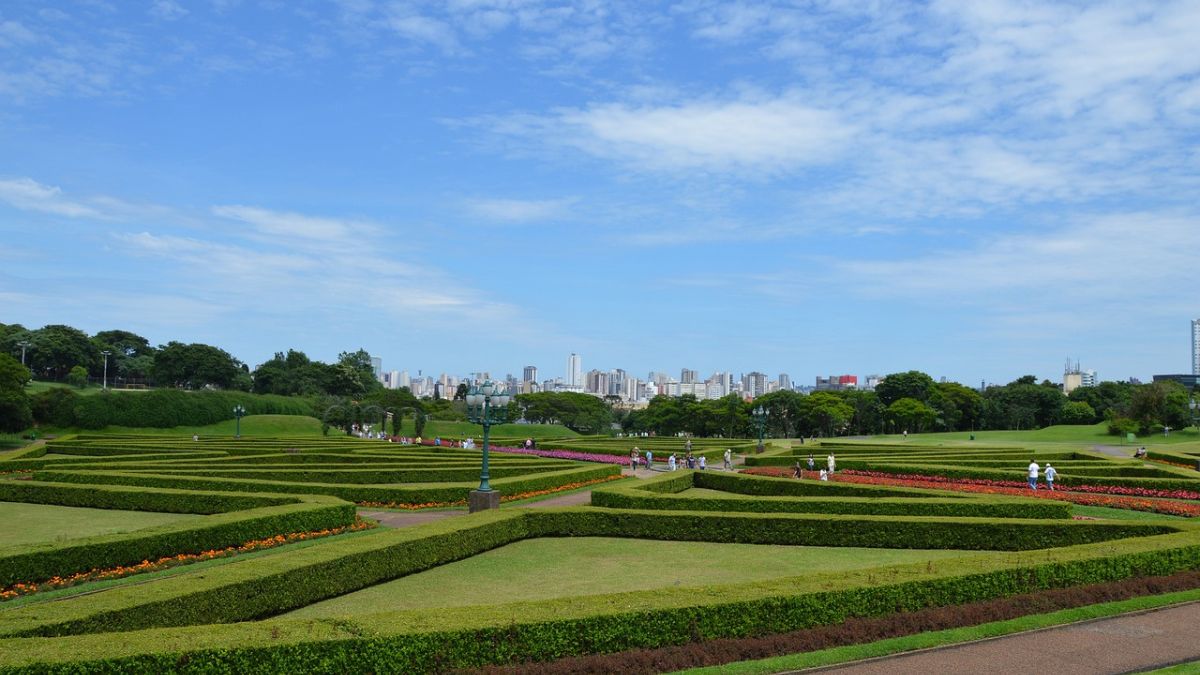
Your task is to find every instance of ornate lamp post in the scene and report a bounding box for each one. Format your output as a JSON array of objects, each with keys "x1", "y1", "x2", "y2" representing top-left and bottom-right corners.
[
  {"x1": 465, "y1": 380, "x2": 511, "y2": 512},
  {"x1": 233, "y1": 404, "x2": 246, "y2": 439},
  {"x1": 752, "y1": 404, "x2": 768, "y2": 453},
  {"x1": 101, "y1": 350, "x2": 111, "y2": 390}
]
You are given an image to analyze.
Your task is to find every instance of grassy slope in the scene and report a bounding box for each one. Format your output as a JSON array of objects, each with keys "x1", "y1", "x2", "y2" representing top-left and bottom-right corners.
[
  {"x1": 0, "y1": 502, "x2": 202, "y2": 547},
  {"x1": 866, "y1": 423, "x2": 1200, "y2": 448},
  {"x1": 284, "y1": 537, "x2": 975, "y2": 618},
  {"x1": 392, "y1": 419, "x2": 581, "y2": 440}
]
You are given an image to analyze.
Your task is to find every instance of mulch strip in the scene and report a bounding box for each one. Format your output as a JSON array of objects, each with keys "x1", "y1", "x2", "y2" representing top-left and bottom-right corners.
[{"x1": 460, "y1": 569, "x2": 1200, "y2": 675}]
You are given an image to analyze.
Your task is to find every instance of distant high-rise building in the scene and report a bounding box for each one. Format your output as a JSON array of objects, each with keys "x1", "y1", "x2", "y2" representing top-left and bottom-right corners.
[
  {"x1": 1063, "y1": 359, "x2": 1093, "y2": 395},
  {"x1": 1193, "y1": 319, "x2": 1200, "y2": 375},
  {"x1": 1081, "y1": 369, "x2": 1098, "y2": 388},
  {"x1": 523, "y1": 365, "x2": 538, "y2": 383},
  {"x1": 681, "y1": 368, "x2": 698, "y2": 384},
  {"x1": 370, "y1": 356, "x2": 382, "y2": 380},
  {"x1": 778, "y1": 373, "x2": 791, "y2": 391},
  {"x1": 567, "y1": 353, "x2": 582, "y2": 387},
  {"x1": 743, "y1": 371, "x2": 768, "y2": 397}
]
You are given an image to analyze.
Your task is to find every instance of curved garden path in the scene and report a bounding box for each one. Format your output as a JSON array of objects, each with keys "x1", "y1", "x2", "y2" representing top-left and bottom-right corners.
[{"x1": 805, "y1": 601, "x2": 1200, "y2": 675}]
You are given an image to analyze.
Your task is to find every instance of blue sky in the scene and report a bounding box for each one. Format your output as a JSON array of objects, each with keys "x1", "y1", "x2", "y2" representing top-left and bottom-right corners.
[{"x1": 2, "y1": 0, "x2": 1198, "y2": 385}]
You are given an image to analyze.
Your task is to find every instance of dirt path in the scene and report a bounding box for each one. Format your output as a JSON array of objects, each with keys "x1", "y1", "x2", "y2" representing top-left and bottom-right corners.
[
  {"x1": 807, "y1": 601, "x2": 1200, "y2": 675},
  {"x1": 1092, "y1": 444, "x2": 1135, "y2": 458}
]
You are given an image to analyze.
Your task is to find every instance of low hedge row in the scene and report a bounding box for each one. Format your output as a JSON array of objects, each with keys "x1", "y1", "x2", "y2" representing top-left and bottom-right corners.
[
  {"x1": 590, "y1": 476, "x2": 1069, "y2": 519},
  {"x1": 0, "y1": 497, "x2": 355, "y2": 589},
  {"x1": 0, "y1": 480, "x2": 299, "y2": 514},
  {"x1": 698, "y1": 470, "x2": 951, "y2": 499},
  {"x1": 32, "y1": 464, "x2": 620, "y2": 505},
  {"x1": 116, "y1": 464, "x2": 573, "y2": 484},
  {"x1": 529, "y1": 508, "x2": 1171, "y2": 551},
  {"x1": 2, "y1": 515, "x2": 1199, "y2": 671}
]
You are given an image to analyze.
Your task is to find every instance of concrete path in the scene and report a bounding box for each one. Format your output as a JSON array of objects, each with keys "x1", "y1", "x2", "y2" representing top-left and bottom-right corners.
[{"x1": 807, "y1": 601, "x2": 1200, "y2": 675}]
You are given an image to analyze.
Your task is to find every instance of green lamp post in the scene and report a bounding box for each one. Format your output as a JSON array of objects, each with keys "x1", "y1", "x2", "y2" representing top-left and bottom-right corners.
[
  {"x1": 233, "y1": 404, "x2": 246, "y2": 439},
  {"x1": 465, "y1": 380, "x2": 512, "y2": 512},
  {"x1": 752, "y1": 404, "x2": 768, "y2": 453}
]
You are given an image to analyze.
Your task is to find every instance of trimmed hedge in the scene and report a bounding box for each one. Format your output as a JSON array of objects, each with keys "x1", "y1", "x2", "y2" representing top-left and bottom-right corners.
[
  {"x1": 0, "y1": 515, "x2": 1198, "y2": 671},
  {"x1": 0, "y1": 480, "x2": 299, "y2": 514},
  {"x1": 32, "y1": 464, "x2": 620, "y2": 505},
  {"x1": 590, "y1": 474, "x2": 1070, "y2": 519},
  {"x1": 67, "y1": 390, "x2": 315, "y2": 429}
]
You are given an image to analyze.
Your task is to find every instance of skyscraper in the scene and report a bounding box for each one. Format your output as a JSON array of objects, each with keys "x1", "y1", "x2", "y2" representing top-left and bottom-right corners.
[
  {"x1": 1193, "y1": 319, "x2": 1200, "y2": 376},
  {"x1": 523, "y1": 365, "x2": 538, "y2": 383},
  {"x1": 567, "y1": 353, "x2": 582, "y2": 387}
]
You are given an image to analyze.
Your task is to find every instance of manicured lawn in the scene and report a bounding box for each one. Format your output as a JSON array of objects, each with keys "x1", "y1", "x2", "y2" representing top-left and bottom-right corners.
[
  {"x1": 284, "y1": 537, "x2": 975, "y2": 618},
  {"x1": 35, "y1": 414, "x2": 328, "y2": 438},
  {"x1": 1070, "y1": 504, "x2": 1187, "y2": 521},
  {"x1": 0, "y1": 502, "x2": 203, "y2": 547},
  {"x1": 868, "y1": 424, "x2": 1200, "y2": 447}
]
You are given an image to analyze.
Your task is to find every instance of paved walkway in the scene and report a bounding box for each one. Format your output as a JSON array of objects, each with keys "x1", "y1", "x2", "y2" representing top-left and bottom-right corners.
[
  {"x1": 807, "y1": 601, "x2": 1200, "y2": 675},
  {"x1": 1092, "y1": 444, "x2": 1135, "y2": 458}
]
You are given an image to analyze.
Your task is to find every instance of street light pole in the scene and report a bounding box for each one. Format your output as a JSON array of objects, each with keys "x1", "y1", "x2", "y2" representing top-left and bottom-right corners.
[
  {"x1": 233, "y1": 405, "x2": 246, "y2": 438},
  {"x1": 752, "y1": 404, "x2": 768, "y2": 453},
  {"x1": 465, "y1": 380, "x2": 511, "y2": 512},
  {"x1": 101, "y1": 350, "x2": 111, "y2": 390},
  {"x1": 17, "y1": 341, "x2": 29, "y2": 368}
]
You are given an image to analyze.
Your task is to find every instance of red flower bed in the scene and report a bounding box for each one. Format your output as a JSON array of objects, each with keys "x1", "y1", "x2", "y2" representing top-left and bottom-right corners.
[{"x1": 738, "y1": 467, "x2": 1200, "y2": 517}]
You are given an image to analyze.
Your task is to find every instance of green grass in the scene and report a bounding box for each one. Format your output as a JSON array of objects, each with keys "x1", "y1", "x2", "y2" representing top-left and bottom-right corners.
[
  {"x1": 1070, "y1": 504, "x2": 1188, "y2": 521},
  {"x1": 0, "y1": 502, "x2": 203, "y2": 547},
  {"x1": 283, "y1": 537, "x2": 976, "y2": 618},
  {"x1": 34, "y1": 414, "x2": 327, "y2": 438},
  {"x1": 22, "y1": 381, "x2": 144, "y2": 397},
  {"x1": 867, "y1": 423, "x2": 1200, "y2": 447},
  {"x1": 672, "y1": 588, "x2": 1200, "y2": 674}
]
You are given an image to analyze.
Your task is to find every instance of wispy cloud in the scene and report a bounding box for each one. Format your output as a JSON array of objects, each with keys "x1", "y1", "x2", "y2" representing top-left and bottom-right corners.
[
  {"x1": 211, "y1": 205, "x2": 378, "y2": 242},
  {"x1": 0, "y1": 177, "x2": 104, "y2": 218},
  {"x1": 466, "y1": 197, "x2": 576, "y2": 223}
]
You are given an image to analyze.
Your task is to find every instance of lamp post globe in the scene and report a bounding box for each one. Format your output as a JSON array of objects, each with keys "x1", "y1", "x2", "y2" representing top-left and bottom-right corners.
[
  {"x1": 465, "y1": 379, "x2": 511, "y2": 512},
  {"x1": 233, "y1": 405, "x2": 246, "y2": 439},
  {"x1": 752, "y1": 405, "x2": 768, "y2": 453}
]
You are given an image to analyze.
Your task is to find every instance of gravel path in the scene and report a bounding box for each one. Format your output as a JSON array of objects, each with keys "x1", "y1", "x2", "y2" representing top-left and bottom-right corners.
[
  {"x1": 806, "y1": 601, "x2": 1200, "y2": 675},
  {"x1": 1092, "y1": 444, "x2": 1135, "y2": 458}
]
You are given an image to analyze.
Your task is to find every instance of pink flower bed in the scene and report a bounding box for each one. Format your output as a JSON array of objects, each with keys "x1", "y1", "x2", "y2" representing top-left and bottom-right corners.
[{"x1": 492, "y1": 445, "x2": 631, "y2": 465}]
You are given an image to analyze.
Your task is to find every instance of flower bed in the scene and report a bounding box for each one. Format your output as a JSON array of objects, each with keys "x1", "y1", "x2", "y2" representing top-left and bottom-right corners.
[
  {"x1": 357, "y1": 474, "x2": 624, "y2": 510},
  {"x1": 492, "y1": 445, "x2": 632, "y2": 465},
  {"x1": 738, "y1": 468, "x2": 1200, "y2": 517},
  {"x1": 0, "y1": 518, "x2": 375, "y2": 601}
]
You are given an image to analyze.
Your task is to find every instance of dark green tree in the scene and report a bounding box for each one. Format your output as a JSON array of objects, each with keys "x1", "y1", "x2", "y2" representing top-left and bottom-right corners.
[{"x1": 875, "y1": 371, "x2": 935, "y2": 406}]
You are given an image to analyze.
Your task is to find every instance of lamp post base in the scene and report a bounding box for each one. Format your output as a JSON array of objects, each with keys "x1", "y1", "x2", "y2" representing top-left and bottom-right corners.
[{"x1": 468, "y1": 489, "x2": 501, "y2": 513}]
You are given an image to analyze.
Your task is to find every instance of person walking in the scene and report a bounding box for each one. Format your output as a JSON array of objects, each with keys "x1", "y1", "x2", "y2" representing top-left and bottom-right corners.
[
  {"x1": 631, "y1": 447, "x2": 640, "y2": 471},
  {"x1": 1028, "y1": 459, "x2": 1040, "y2": 490},
  {"x1": 723, "y1": 448, "x2": 732, "y2": 471},
  {"x1": 699, "y1": 455, "x2": 707, "y2": 470},
  {"x1": 793, "y1": 460, "x2": 803, "y2": 479},
  {"x1": 668, "y1": 453, "x2": 677, "y2": 471},
  {"x1": 646, "y1": 449, "x2": 653, "y2": 469},
  {"x1": 807, "y1": 453, "x2": 815, "y2": 472},
  {"x1": 827, "y1": 453, "x2": 836, "y2": 474},
  {"x1": 1045, "y1": 464, "x2": 1057, "y2": 491}
]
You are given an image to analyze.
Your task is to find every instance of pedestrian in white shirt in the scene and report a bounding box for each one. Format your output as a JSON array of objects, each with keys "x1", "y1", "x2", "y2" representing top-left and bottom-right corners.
[
  {"x1": 1028, "y1": 460, "x2": 1040, "y2": 490},
  {"x1": 1045, "y1": 464, "x2": 1057, "y2": 491}
]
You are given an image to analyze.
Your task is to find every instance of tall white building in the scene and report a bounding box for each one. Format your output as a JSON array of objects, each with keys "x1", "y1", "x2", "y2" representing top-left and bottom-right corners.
[
  {"x1": 1193, "y1": 319, "x2": 1200, "y2": 375},
  {"x1": 566, "y1": 353, "x2": 582, "y2": 387}
]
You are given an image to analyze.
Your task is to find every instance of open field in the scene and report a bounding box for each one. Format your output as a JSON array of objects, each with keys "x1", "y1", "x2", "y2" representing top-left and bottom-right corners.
[
  {"x1": 0, "y1": 502, "x2": 201, "y2": 547},
  {"x1": 285, "y1": 537, "x2": 975, "y2": 617},
  {"x1": 4, "y1": 431, "x2": 1200, "y2": 672},
  {"x1": 866, "y1": 422, "x2": 1200, "y2": 447}
]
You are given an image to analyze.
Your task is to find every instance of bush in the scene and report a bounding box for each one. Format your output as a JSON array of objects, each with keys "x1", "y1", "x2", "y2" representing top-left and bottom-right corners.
[
  {"x1": 29, "y1": 387, "x2": 80, "y2": 427},
  {"x1": 70, "y1": 390, "x2": 315, "y2": 429}
]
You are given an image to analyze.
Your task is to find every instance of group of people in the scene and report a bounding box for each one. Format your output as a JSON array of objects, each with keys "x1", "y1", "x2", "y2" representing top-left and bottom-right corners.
[
  {"x1": 793, "y1": 453, "x2": 837, "y2": 481},
  {"x1": 629, "y1": 444, "x2": 735, "y2": 471},
  {"x1": 1026, "y1": 459, "x2": 1058, "y2": 490}
]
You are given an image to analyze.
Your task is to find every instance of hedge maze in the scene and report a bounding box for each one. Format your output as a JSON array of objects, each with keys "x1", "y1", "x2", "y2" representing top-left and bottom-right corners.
[{"x1": 2, "y1": 435, "x2": 1200, "y2": 672}]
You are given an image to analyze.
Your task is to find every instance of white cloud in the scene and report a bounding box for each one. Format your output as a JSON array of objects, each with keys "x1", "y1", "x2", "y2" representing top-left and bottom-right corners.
[
  {"x1": 0, "y1": 177, "x2": 104, "y2": 218},
  {"x1": 211, "y1": 205, "x2": 376, "y2": 241},
  {"x1": 149, "y1": 1, "x2": 188, "y2": 21},
  {"x1": 466, "y1": 197, "x2": 575, "y2": 222}
]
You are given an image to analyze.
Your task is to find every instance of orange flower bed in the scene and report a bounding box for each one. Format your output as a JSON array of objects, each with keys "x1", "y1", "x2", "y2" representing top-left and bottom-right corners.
[
  {"x1": 358, "y1": 474, "x2": 625, "y2": 510},
  {"x1": 0, "y1": 518, "x2": 375, "y2": 601}
]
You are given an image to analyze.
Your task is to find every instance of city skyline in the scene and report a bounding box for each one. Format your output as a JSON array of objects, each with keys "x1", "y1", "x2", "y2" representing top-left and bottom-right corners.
[{"x1": 2, "y1": 3, "x2": 1197, "y2": 384}]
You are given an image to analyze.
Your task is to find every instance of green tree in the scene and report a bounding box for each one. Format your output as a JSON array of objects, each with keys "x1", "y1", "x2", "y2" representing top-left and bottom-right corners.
[
  {"x1": 875, "y1": 371, "x2": 935, "y2": 406},
  {"x1": 28, "y1": 325, "x2": 96, "y2": 381},
  {"x1": 1059, "y1": 400, "x2": 1097, "y2": 425},
  {"x1": 0, "y1": 354, "x2": 32, "y2": 432},
  {"x1": 151, "y1": 342, "x2": 242, "y2": 389},
  {"x1": 67, "y1": 365, "x2": 89, "y2": 389},
  {"x1": 798, "y1": 392, "x2": 854, "y2": 437},
  {"x1": 887, "y1": 397, "x2": 937, "y2": 433}
]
